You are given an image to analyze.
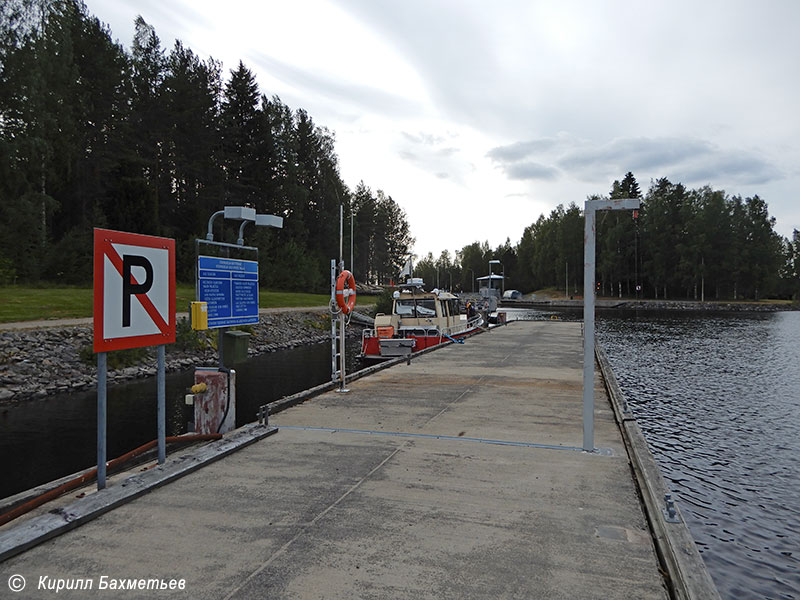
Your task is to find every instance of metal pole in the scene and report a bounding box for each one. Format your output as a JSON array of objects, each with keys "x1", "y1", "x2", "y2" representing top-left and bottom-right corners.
[
  {"x1": 157, "y1": 344, "x2": 166, "y2": 464},
  {"x1": 339, "y1": 205, "x2": 343, "y2": 265},
  {"x1": 97, "y1": 352, "x2": 107, "y2": 490},
  {"x1": 582, "y1": 197, "x2": 639, "y2": 453},
  {"x1": 206, "y1": 210, "x2": 224, "y2": 241},
  {"x1": 218, "y1": 326, "x2": 226, "y2": 369},
  {"x1": 350, "y1": 211, "x2": 354, "y2": 272},
  {"x1": 582, "y1": 204, "x2": 596, "y2": 452},
  {"x1": 330, "y1": 260, "x2": 337, "y2": 382},
  {"x1": 338, "y1": 312, "x2": 348, "y2": 392}
]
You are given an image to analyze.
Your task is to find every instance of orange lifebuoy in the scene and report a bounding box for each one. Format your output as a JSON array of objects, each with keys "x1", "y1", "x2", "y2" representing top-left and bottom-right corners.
[{"x1": 335, "y1": 270, "x2": 357, "y2": 314}]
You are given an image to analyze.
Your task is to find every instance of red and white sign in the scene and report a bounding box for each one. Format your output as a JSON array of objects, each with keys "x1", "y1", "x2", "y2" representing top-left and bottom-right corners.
[{"x1": 93, "y1": 228, "x2": 176, "y2": 352}]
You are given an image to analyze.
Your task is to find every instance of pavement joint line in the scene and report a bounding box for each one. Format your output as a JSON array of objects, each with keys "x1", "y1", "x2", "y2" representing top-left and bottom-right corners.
[
  {"x1": 222, "y1": 445, "x2": 403, "y2": 600},
  {"x1": 275, "y1": 425, "x2": 615, "y2": 455}
]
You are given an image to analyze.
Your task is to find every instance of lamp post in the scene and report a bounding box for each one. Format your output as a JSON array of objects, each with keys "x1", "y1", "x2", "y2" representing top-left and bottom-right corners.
[{"x1": 582, "y1": 197, "x2": 639, "y2": 452}]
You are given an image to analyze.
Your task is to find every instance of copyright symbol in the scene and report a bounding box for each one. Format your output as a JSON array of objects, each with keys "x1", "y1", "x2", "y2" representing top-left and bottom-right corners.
[{"x1": 8, "y1": 574, "x2": 26, "y2": 592}]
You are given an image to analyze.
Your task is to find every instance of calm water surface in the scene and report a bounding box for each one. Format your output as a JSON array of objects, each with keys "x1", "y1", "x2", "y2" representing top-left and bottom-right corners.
[
  {"x1": 596, "y1": 311, "x2": 800, "y2": 600},
  {"x1": 0, "y1": 339, "x2": 364, "y2": 500}
]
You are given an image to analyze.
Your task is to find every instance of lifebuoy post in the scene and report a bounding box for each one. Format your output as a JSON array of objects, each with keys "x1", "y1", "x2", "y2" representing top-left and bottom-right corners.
[
  {"x1": 331, "y1": 261, "x2": 355, "y2": 392},
  {"x1": 336, "y1": 270, "x2": 357, "y2": 314}
]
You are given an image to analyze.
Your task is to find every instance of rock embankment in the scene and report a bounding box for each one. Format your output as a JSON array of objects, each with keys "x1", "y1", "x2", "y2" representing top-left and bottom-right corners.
[{"x1": 0, "y1": 311, "x2": 359, "y2": 405}]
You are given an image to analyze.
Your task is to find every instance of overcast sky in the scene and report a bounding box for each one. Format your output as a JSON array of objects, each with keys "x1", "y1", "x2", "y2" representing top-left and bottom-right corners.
[{"x1": 87, "y1": 0, "x2": 800, "y2": 259}]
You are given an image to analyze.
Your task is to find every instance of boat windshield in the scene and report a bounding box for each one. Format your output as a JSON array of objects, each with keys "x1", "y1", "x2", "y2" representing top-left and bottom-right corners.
[{"x1": 395, "y1": 298, "x2": 437, "y2": 317}]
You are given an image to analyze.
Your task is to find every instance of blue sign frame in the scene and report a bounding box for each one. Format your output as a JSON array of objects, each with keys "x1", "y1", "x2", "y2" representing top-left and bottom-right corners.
[{"x1": 197, "y1": 255, "x2": 259, "y2": 328}]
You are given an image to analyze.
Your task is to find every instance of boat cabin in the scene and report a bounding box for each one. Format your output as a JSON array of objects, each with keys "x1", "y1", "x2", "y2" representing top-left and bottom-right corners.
[{"x1": 374, "y1": 279, "x2": 463, "y2": 337}]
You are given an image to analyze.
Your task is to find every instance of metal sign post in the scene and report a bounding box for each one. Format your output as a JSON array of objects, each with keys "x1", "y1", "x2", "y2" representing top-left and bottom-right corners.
[
  {"x1": 582, "y1": 198, "x2": 639, "y2": 452},
  {"x1": 93, "y1": 228, "x2": 176, "y2": 489},
  {"x1": 97, "y1": 352, "x2": 107, "y2": 489},
  {"x1": 157, "y1": 344, "x2": 166, "y2": 464}
]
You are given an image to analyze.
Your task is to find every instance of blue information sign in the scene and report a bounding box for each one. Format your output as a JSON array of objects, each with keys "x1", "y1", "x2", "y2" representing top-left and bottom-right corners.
[{"x1": 197, "y1": 256, "x2": 259, "y2": 328}]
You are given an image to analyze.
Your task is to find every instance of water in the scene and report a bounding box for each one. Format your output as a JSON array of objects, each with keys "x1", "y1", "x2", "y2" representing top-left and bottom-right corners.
[
  {"x1": 595, "y1": 311, "x2": 800, "y2": 600},
  {"x1": 0, "y1": 339, "x2": 364, "y2": 501}
]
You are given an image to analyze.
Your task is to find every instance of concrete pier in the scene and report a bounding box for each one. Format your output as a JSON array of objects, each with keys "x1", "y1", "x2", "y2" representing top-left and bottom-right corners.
[{"x1": 1, "y1": 322, "x2": 706, "y2": 598}]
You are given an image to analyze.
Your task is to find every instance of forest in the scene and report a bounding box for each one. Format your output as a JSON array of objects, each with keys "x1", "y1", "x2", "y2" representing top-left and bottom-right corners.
[
  {"x1": 414, "y1": 173, "x2": 800, "y2": 301},
  {"x1": 2, "y1": 1, "x2": 797, "y2": 301},
  {"x1": 0, "y1": 0, "x2": 412, "y2": 290}
]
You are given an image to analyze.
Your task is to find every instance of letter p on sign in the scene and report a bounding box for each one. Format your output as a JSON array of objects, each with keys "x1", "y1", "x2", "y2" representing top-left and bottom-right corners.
[{"x1": 93, "y1": 229, "x2": 176, "y2": 352}]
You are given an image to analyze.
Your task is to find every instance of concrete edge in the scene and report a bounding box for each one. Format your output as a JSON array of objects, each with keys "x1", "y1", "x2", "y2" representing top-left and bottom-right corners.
[
  {"x1": 596, "y1": 345, "x2": 720, "y2": 600},
  {"x1": 0, "y1": 438, "x2": 207, "y2": 515},
  {"x1": 0, "y1": 424, "x2": 277, "y2": 563}
]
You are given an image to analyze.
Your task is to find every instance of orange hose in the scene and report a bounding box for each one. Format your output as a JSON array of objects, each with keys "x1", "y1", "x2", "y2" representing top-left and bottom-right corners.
[{"x1": 0, "y1": 434, "x2": 222, "y2": 527}]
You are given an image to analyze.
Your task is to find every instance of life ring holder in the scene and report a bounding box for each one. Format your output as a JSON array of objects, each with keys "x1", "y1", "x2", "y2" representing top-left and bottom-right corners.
[{"x1": 335, "y1": 270, "x2": 357, "y2": 314}]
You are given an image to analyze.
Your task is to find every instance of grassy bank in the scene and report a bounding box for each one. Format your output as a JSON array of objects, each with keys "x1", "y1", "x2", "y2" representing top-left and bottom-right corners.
[{"x1": 0, "y1": 285, "x2": 374, "y2": 323}]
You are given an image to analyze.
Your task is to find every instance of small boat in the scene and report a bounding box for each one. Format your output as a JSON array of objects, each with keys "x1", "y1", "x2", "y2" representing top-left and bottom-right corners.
[{"x1": 361, "y1": 278, "x2": 483, "y2": 360}]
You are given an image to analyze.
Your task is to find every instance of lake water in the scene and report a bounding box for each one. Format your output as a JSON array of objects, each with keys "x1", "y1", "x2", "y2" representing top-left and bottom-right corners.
[
  {"x1": 0, "y1": 338, "x2": 364, "y2": 500},
  {"x1": 595, "y1": 310, "x2": 799, "y2": 600}
]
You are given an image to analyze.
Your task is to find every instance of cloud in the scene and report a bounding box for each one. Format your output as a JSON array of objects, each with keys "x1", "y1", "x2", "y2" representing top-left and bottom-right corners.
[
  {"x1": 486, "y1": 138, "x2": 565, "y2": 163},
  {"x1": 395, "y1": 129, "x2": 468, "y2": 184},
  {"x1": 488, "y1": 135, "x2": 782, "y2": 187},
  {"x1": 402, "y1": 131, "x2": 446, "y2": 146},
  {"x1": 249, "y1": 53, "x2": 422, "y2": 117},
  {"x1": 503, "y1": 162, "x2": 560, "y2": 182}
]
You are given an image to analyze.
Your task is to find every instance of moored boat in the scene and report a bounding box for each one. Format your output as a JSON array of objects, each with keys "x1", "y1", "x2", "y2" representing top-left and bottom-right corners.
[{"x1": 361, "y1": 278, "x2": 483, "y2": 360}]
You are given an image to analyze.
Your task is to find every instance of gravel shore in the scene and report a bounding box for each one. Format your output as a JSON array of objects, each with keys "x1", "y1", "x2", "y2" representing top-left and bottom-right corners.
[{"x1": 0, "y1": 310, "x2": 362, "y2": 405}]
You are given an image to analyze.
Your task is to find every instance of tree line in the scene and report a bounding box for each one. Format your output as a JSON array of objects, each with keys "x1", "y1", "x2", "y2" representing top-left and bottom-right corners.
[
  {"x1": 414, "y1": 173, "x2": 799, "y2": 301},
  {"x1": 0, "y1": 0, "x2": 412, "y2": 290}
]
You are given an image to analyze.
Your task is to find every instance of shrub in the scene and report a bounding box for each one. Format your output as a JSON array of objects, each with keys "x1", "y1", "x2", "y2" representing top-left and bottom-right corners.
[
  {"x1": 374, "y1": 287, "x2": 394, "y2": 315},
  {"x1": 79, "y1": 344, "x2": 150, "y2": 370}
]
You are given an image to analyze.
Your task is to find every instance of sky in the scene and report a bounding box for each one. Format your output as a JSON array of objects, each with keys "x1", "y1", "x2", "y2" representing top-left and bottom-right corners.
[{"x1": 87, "y1": 0, "x2": 800, "y2": 259}]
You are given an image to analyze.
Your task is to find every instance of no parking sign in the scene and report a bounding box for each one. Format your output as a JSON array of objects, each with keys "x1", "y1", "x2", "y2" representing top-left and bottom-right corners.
[{"x1": 93, "y1": 228, "x2": 176, "y2": 352}]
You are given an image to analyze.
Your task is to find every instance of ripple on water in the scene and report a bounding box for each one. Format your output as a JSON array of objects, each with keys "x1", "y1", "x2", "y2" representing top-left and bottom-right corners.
[{"x1": 598, "y1": 311, "x2": 800, "y2": 600}]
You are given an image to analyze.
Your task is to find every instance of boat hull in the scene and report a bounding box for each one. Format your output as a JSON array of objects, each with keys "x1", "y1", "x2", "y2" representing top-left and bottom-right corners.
[{"x1": 360, "y1": 324, "x2": 480, "y2": 360}]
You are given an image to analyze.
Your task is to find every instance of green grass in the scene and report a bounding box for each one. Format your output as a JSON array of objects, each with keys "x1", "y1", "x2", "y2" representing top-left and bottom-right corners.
[
  {"x1": 0, "y1": 286, "x2": 93, "y2": 323},
  {"x1": 0, "y1": 284, "x2": 374, "y2": 323}
]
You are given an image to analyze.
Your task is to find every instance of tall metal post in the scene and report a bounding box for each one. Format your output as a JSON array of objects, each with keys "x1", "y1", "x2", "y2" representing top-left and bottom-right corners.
[
  {"x1": 157, "y1": 344, "x2": 166, "y2": 464},
  {"x1": 583, "y1": 198, "x2": 639, "y2": 452},
  {"x1": 582, "y1": 207, "x2": 597, "y2": 452},
  {"x1": 339, "y1": 205, "x2": 343, "y2": 264},
  {"x1": 350, "y1": 211, "x2": 354, "y2": 274},
  {"x1": 338, "y1": 310, "x2": 348, "y2": 392},
  {"x1": 330, "y1": 260, "x2": 337, "y2": 381},
  {"x1": 218, "y1": 326, "x2": 226, "y2": 369},
  {"x1": 97, "y1": 352, "x2": 107, "y2": 490},
  {"x1": 336, "y1": 259, "x2": 349, "y2": 393}
]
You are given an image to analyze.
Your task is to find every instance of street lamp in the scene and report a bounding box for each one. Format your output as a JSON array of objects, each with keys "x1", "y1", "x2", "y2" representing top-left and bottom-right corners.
[
  {"x1": 206, "y1": 206, "x2": 256, "y2": 241},
  {"x1": 238, "y1": 213, "x2": 283, "y2": 245}
]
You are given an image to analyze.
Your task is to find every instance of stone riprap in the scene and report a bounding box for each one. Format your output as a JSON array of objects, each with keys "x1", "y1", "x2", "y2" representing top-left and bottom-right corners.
[{"x1": 0, "y1": 311, "x2": 359, "y2": 404}]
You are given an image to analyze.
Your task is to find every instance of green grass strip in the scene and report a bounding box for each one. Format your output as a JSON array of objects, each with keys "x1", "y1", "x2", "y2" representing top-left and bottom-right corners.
[{"x1": 0, "y1": 285, "x2": 374, "y2": 323}]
